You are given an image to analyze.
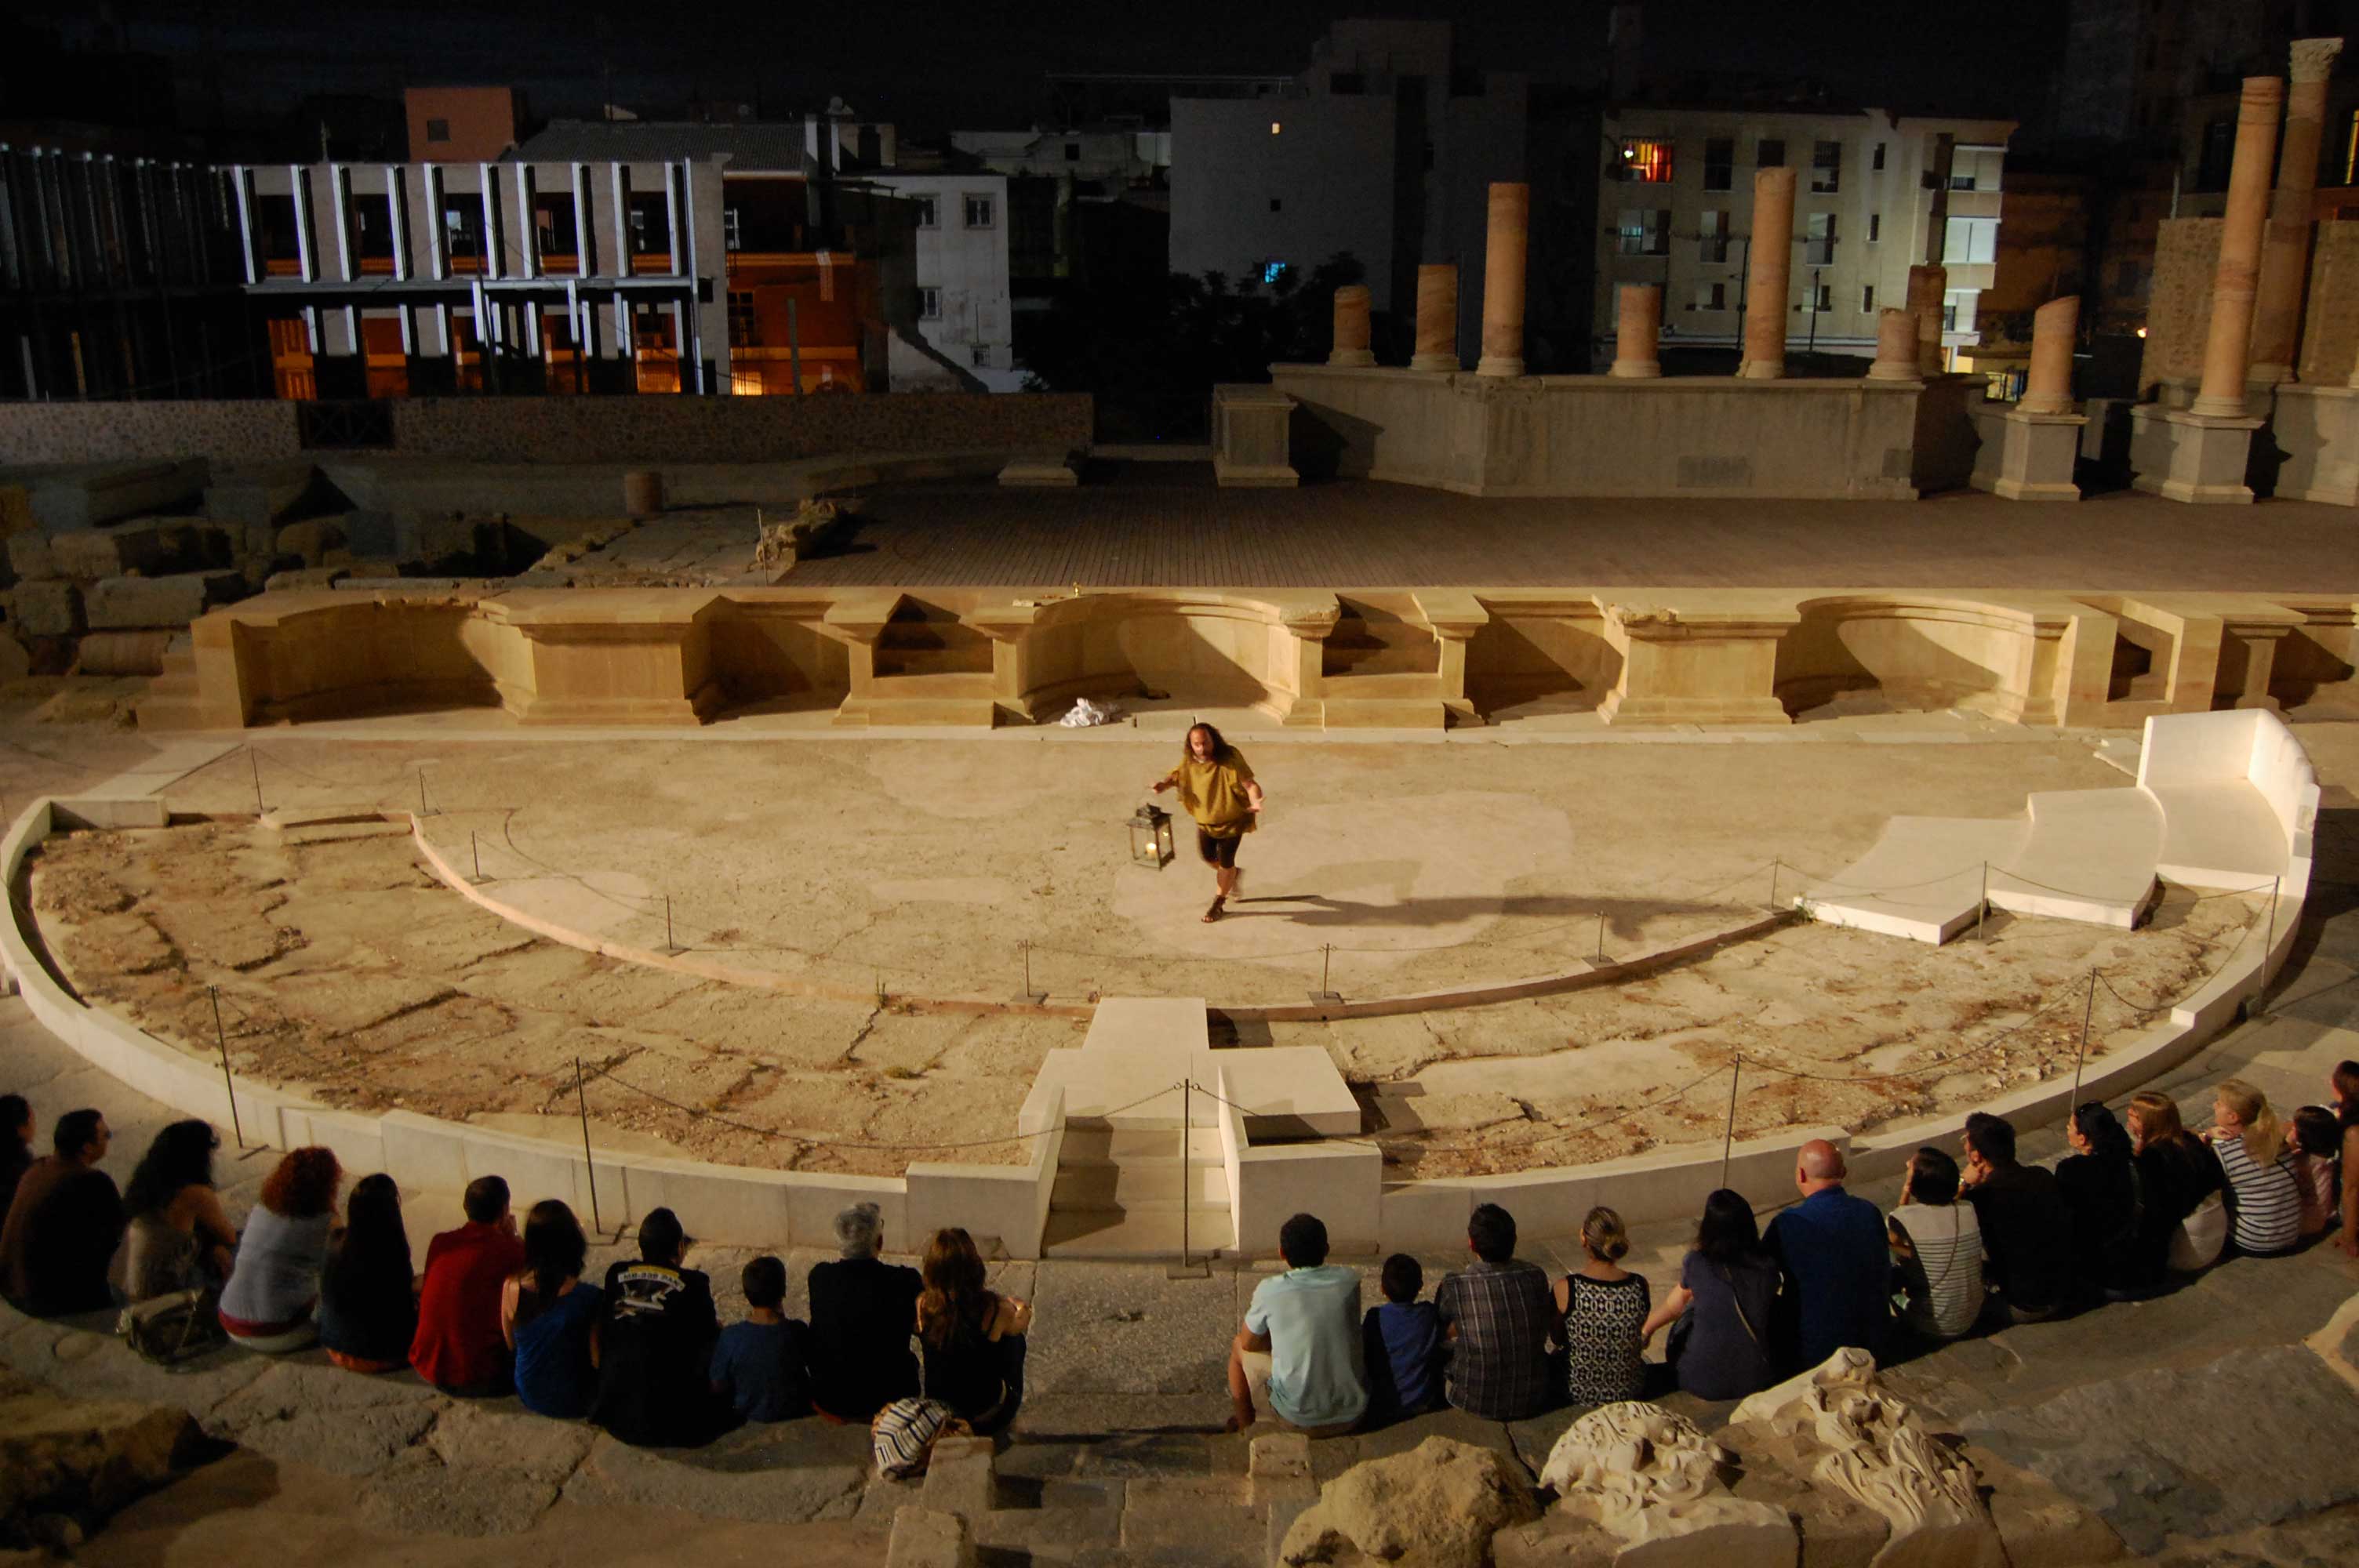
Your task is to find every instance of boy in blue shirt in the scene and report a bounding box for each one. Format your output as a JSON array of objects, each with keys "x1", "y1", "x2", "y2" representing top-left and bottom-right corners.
[
  {"x1": 1361, "y1": 1253, "x2": 1441, "y2": 1420},
  {"x1": 708, "y1": 1255, "x2": 813, "y2": 1423}
]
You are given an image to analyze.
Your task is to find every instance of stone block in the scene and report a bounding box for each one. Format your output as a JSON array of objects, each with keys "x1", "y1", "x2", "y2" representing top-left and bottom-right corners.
[
  {"x1": 277, "y1": 517, "x2": 348, "y2": 567},
  {"x1": 203, "y1": 462, "x2": 320, "y2": 527},
  {"x1": 264, "y1": 566, "x2": 351, "y2": 593},
  {"x1": 1250, "y1": 1430, "x2": 1312, "y2": 1482},
  {"x1": 998, "y1": 455, "x2": 1078, "y2": 488},
  {"x1": 1729, "y1": 1460, "x2": 1887, "y2": 1568},
  {"x1": 343, "y1": 509, "x2": 398, "y2": 556},
  {"x1": 8, "y1": 580, "x2": 82, "y2": 637},
  {"x1": 84, "y1": 570, "x2": 245, "y2": 630},
  {"x1": 6, "y1": 533, "x2": 54, "y2": 582},
  {"x1": 49, "y1": 518, "x2": 230, "y2": 580},
  {"x1": 920, "y1": 1434, "x2": 996, "y2": 1521},
  {"x1": 2127, "y1": 405, "x2": 2260, "y2": 505},
  {"x1": 887, "y1": 1504, "x2": 976, "y2": 1568},
  {"x1": 0, "y1": 1370, "x2": 199, "y2": 1528},
  {"x1": 27, "y1": 459, "x2": 207, "y2": 530},
  {"x1": 1492, "y1": 1513, "x2": 1621, "y2": 1568}
]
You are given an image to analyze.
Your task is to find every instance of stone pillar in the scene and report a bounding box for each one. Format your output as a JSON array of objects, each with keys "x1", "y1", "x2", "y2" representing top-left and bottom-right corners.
[
  {"x1": 2254, "y1": 40, "x2": 2344, "y2": 383},
  {"x1": 1608, "y1": 284, "x2": 1663, "y2": 378},
  {"x1": 1476, "y1": 182, "x2": 1528, "y2": 378},
  {"x1": 1410, "y1": 263, "x2": 1459, "y2": 372},
  {"x1": 2192, "y1": 77, "x2": 2288, "y2": 418},
  {"x1": 2018, "y1": 296, "x2": 2081, "y2": 415},
  {"x1": 1906, "y1": 264, "x2": 1948, "y2": 376},
  {"x1": 1866, "y1": 308, "x2": 1921, "y2": 381},
  {"x1": 1328, "y1": 284, "x2": 1375, "y2": 367},
  {"x1": 1736, "y1": 166, "x2": 1795, "y2": 379}
]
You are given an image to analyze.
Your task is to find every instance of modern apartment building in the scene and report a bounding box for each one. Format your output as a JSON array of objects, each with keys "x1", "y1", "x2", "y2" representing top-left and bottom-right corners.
[{"x1": 1593, "y1": 106, "x2": 2013, "y2": 368}]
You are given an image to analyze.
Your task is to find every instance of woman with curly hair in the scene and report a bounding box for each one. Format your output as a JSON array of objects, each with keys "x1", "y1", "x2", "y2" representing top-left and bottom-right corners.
[
  {"x1": 108, "y1": 1119, "x2": 238, "y2": 1305},
  {"x1": 1149, "y1": 722, "x2": 1265, "y2": 923},
  {"x1": 915, "y1": 1227, "x2": 1030, "y2": 1434},
  {"x1": 219, "y1": 1146, "x2": 342, "y2": 1352}
]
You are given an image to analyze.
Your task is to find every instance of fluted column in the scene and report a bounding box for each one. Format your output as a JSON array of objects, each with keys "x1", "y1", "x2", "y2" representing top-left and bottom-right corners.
[
  {"x1": 1609, "y1": 284, "x2": 1663, "y2": 377},
  {"x1": 1476, "y1": 182, "x2": 1528, "y2": 377},
  {"x1": 1410, "y1": 263, "x2": 1459, "y2": 372},
  {"x1": 2192, "y1": 77, "x2": 2288, "y2": 418},
  {"x1": 1906, "y1": 264, "x2": 1948, "y2": 376},
  {"x1": 1736, "y1": 166, "x2": 1795, "y2": 379},
  {"x1": 1866, "y1": 307, "x2": 1921, "y2": 380},
  {"x1": 1328, "y1": 284, "x2": 1375, "y2": 367},
  {"x1": 2254, "y1": 38, "x2": 2344, "y2": 383},
  {"x1": 2019, "y1": 296, "x2": 2081, "y2": 414}
]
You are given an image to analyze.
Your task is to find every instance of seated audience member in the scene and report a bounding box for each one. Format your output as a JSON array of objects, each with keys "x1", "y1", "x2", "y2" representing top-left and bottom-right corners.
[
  {"x1": 2127, "y1": 1091, "x2": 2227, "y2": 1283},
  {"x1": 1764, "y1": 1139, "x2": 1889, "y2": 1370},
  {"x1": 219, "y1": 1147, "x2": 342, "y2": 1352},
  {"x1": 1554, "y1": 1206, "x2": 1652, "y2": 1406},
  {"x1": 2333, "y1": 1062, "x2": 2359, "y2": 1258},
  {"x1": 806, "y1": 1202, "x2": 923, "y2": 1422},
  {"x1": 916, "y1": 1227, "x2": 1031, "y2": 1434},
  {"x1": 503, "y1": 1200, "x2": 602, "y2": 1418},
  {"x1": 591, "y1": 1207, "x2": 721, "y2": 1447},
  {"x1": 710, "y1": 1255, "x2": 813, "y2": 1424},
  {"x1": 0, "y1": 1095, "x2": 33, "y2": 1221},
  {"x1": 2055, "y1": 1102, "x2": 2141, "y2": 1302},
  {"x1": 1645, "y1": 1189, "x2": 1778, "y2": 1402},
  {"x1": 1, "y1": 1110, "x2": 122, "y2": 1316},
  {"x1": 1887, "y1": 1147, "x2": 1984, "y2": 1342},
  {"x1": 2289, "y1": 1106, "x2": 2343, "y2": 1242},
  {"x1": 2207, "y1": 1080, "x2": 2303, "y2": 1258},
  {"x1": 1959, "y1": 1113, "x2": 2070, "y2": 1321},
  {"x1": 411, "y1": 1177, "x2": 525, "y2": 1395},
  {"x1": 1361, "y1": 1254, "x2": 1441, "y2": 1420},
  {"x1": 318, "y1": 1173, "x2": 416, "y2": 1373},
  {"x1": 1229, "y1": 1211, "x2": 1365, "y2": 1437},
  {"x1": 108, "y1": 1120, "x2": 237, "y2": 1305},
  {"x1": 1434, "y1": 1203, "x2": 1558, "y2": 1421}
]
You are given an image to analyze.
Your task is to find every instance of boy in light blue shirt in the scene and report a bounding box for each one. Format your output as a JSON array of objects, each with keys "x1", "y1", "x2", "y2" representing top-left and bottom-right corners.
[{"x1": 1227, "y1": 1212, "x2": 1366, "y2": 1436}]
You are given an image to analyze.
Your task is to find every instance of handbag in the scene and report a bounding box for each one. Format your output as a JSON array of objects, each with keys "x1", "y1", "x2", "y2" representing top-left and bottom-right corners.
[
  {"x1": 119, "y1": 1288, "x2": 227, "y2": 1366},
  {"x1": 871, "y1": 1397, "x2": 969, "y2": 1479},
  {"x1": 2168, "y1": 1191, "x2": 2226, "y2": 1272}
]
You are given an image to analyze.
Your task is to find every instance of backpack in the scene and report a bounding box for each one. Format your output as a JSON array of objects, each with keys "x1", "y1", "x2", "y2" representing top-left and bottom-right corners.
[
  {"x1": 871, "y1": 1397, "x2": 969, "y2": 1479},
  {"x1": 119, "y1": 1287, "x2": 228, "y2": 1366}
]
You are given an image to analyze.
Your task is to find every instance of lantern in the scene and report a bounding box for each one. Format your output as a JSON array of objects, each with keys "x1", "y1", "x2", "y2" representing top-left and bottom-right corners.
[{"x1": 1129, "y1": 802, "x2": 1176, "y2": 869}]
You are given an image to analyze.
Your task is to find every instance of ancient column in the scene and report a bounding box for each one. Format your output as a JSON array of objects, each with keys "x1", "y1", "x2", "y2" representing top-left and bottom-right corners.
[
  {"x1": 1736, "y1": 166, "x2": 1796, "y2": 379},
  {"x1": 1906, "y1": 264, "x2": 1949, "y2": 376},
  {"x1": 2191, "y1": 77, "x2": 2288, "y2": 418},
  {"x1": 2018, "y1": 296, "x2": 2081, "y2": 414},
  {"x1": 1328, "y1": 284, "x2": 1375, "y2": 367},
  {"x1": 2253, "y1": 38, "x2": 2344, "y2": 382},
  {"x1": 1866, "y1": 307, "x2": 1921, "y2": 380},
  {"x1": 1476, "y1": 182, "x2": 1528, "y2": 377},
  {"x1": 1410, "y1": 263, "x2": 1459, "y2": 372},
  {"x1": 1609, "y1": 284, "x2": 1663, "y2": 377}
]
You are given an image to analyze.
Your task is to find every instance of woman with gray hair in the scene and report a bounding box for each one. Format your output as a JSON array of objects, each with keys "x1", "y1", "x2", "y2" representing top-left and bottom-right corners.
[{"x1": 806, "y1": 1202, "x2": 923, "y2": 1421}]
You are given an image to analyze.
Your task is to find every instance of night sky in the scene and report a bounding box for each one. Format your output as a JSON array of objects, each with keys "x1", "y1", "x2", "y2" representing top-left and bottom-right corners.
[{"x1": 24, "y1": 0, "x2": 2074, "y2": 136}]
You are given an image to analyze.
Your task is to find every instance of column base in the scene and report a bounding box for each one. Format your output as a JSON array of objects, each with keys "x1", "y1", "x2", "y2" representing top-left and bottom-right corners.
[
  {"x1": 1864, "y1": 363, "x2": 1920, "y2": 383},
  {"x1": 1971, "y1": 408, "x2": 2086, "y2": 502},
  {"x1": 1474, "y1": 355, "x2": 1525, "y2": 378},
  {"x1": 2127, "y1": 405, "x2": 2261, "y2": 504},
  {"x1": 1734, "y1": 359, "x2": 1784, "y2": 380},
  {"x1": 1608, "y1": 361, "x2": 1662, "y2": 378},
  {"x1": 1326, "y1": 349, "x2": 1376, "y2": 368},
  {"x1": 1408, "y1": 353, "x2": 1458, "y2": 372},
  {"x1": 2266, "y1": 383, "x2": 2359, "y2": 504}
]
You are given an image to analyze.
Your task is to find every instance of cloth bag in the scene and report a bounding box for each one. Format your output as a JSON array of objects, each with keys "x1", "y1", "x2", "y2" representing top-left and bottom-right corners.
[
  {"x1": 871, "y1": 1397, "x2": 970, "y2": 1479},
  {"x1": 2168, "y1": 1191, "x2": 2227, "y2": 1272}
]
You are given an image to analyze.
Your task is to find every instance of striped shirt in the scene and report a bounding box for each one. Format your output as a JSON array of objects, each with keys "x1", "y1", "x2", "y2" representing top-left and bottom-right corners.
[
  {"x1": 1889, "y1": 1203, "x2": 1985, "y2": 1340},
  {"x1": 2213, "y1": 1134, "x2": 2303, "y2": 1255}
]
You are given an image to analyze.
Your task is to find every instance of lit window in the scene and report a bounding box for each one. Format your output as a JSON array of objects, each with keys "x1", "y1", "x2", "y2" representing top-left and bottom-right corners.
[
  {"x1": 918, "y1": 286, "x2": 942, "y2": 320},
  {"x1": 1270, "y1": 122, "x2": 1282, "y2": 135},
  {"x1": 723, "y1": 208, "x2": 741, "y2": 252},
  {"x1": 1263, "y1": 260, "x2": 1289, "y2": 285},
  {"x1": 1805, "y1": 212, "x2": 1837, "y2": 265},
  {"x1": 1615, "y1": 209, "x2": 1670, "y2": 256},
  {"x1": 911, "y1": 194, "x2": 938, "y2": 228},
  {"x1": 1619, "y1": 138, "x2": 1674, "y2": 183},
  {"x1": 963, "y1": 194, "x2": 994, "y2": 228}
]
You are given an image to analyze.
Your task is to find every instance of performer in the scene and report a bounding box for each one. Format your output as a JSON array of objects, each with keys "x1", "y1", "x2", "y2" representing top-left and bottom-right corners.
[{"x1": 1150, "y1": 722, "x2": 1264, "y2": 923}]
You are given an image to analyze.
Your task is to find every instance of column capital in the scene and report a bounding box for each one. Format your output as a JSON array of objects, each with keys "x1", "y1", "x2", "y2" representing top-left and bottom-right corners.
[{"x1": 2291, "y1": 38, "x2": 2345, "y2": 84}]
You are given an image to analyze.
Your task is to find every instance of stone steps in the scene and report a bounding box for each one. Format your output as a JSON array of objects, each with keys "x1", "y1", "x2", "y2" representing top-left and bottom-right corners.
[
  {"x1": 1039, "y1": 1205, "x2": 1237, "y2": 1258},
  {"x1": 1043, "y1": 1123, "x2": 1235, "y2": 1257}
]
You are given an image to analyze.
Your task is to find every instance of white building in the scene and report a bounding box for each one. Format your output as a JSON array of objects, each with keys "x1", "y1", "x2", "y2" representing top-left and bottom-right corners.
[
  {"x1": 1594, "y1": 106, "x2": 2013, "y2": 366},
  {"x1": 863, "y1": 171, "x2": 1021, "y2": 391}
]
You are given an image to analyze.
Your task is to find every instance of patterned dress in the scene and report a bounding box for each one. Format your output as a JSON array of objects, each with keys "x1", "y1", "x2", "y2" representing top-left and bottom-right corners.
[{"x1": 1563, "y1": 1272, "x2": 1651, "y2": 1406}]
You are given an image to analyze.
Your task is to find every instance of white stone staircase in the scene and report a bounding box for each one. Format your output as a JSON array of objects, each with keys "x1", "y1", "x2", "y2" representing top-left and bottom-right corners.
[{"x1": 1041, "y1": 1125, "x2": 1234, "y2": 1258}]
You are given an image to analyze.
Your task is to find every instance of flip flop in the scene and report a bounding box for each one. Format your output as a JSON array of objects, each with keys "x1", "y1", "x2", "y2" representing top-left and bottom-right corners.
[{"x1": 1201, "y1": 896, "x2": 1227, "y2": 924}]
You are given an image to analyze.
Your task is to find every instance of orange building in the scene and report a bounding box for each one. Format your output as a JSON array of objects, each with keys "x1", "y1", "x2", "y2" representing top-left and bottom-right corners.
[{"x1": 405, "y1": 86, "x2": 523, "y2": 163}]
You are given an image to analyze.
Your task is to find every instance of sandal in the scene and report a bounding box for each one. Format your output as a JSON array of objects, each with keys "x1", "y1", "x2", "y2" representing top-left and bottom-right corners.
[{"x1": 1201, "y1": 896, "x2": 1227, "y2": 924}]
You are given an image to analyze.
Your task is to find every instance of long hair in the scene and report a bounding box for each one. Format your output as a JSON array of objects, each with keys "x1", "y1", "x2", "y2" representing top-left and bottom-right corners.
[
  {"x1": 2216, "y1": 1079, "x2": 2286, "y2": 1167},
  {"x1": 2070, "y1": 1102, "x2": 2133, "y2": 1163},
  {"x1": 520, "y1": 1200, "x2": 588, "y2": 1302},
  {"x1": 2335, "y1": 1059, "x2": 2359, "y2": 1131},
  {"x1": 122, "y1": 1119, "x2": 218, "y2": 1218},
  {"x1": 1694, "y1": 1188, "x2": 1763, "y2": 1265},
  {"x1": 0, "y1": 1094, "x2": 28, "y2": 1156},
  {"x1": 1179, "y1": 722, "x2": 1233, "y2": 765},
  {"x1": 2127, "y1": 1091, "x2": 2185, "y2": 1151},
  {"x1": 325, "y1": 1173, "x2": 411, "y2": 1301},
  {"x1": 259, "y1": 1146, "x2": 342, "y2": 1218},
  {"x1": 918, "y1": 1226, "x2": 990, "y2": 1348}
]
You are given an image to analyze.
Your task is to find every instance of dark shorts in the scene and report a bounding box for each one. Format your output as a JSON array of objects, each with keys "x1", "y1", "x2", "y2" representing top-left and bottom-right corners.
[{"x1": 1197, "y1": 829, "x2": 1242, "y2": 868}]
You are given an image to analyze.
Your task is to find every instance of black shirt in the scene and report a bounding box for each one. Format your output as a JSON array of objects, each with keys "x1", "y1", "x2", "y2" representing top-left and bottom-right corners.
[
  {"x1": 591, "y1": 1259, "x2": 721, "y2": 1447},
  {"x1": 807, "y1": 1257, "x2": 922, "y2": 1421},
  {"x1": 1965, "y1": 1163, "x2": 2073, "y2": 1314},
  {"x1": 2055, "y1": 1151, "x2": 2140, "y2": 1300},
  {"x1": 2132, "y1": 1134, "x2": 2227, "y2": 1287},
  {"x1": 0, "y1": 1158, "x2": 124, "y2": 1316}
]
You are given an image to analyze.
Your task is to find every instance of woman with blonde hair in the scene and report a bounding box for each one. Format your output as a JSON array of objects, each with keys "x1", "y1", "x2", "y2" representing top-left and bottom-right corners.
[
  {"x1": 914, "y1": 1227, "x2": 1030, "y2": 1434},
  {"x1": 1552, "y1": 1206, "x2": 1652, "y2": 1406},
  {"x1": 2126, "y1": 1091, "x2": 2226, "y2": 1287},
  {"x1": 2207, "y1": 1080, "x2": 2303, "y2": 1257}
]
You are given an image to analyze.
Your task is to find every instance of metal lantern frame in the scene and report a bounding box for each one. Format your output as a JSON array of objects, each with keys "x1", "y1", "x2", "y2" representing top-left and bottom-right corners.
[{"x1": 1129, "y1": 802, "x2": 1176, "y2": 869}]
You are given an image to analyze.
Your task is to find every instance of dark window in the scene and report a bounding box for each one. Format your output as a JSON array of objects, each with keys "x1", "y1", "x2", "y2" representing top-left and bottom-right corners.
[
  {"x1": 1871, "y1": 142, "x2": 1886, "y2": 171},
  {"x1": 1703, "y1": 138, "x2": 1734, "y2": 191},
  {"x1": 1805, "y1": 212, "x2": 1837, "y2": 265},
  {"x1": 963, "y1": 193, "x2": 994, "y2": 228},
  {"x1": 1269, "y1": 197, "x2": 1281, "y2": 212},
  {"x1": 911, "y1": 193, "x2": 939, "y2": 228},
  {"x1": 1064, "y1": 142, "x2": 1081, "y2": 162},
  {"x1": 1330, "y1": 72, "x2": 1365, "y2": 95},
  {"x1": 1811, "y1": 140, "x2": 1841, "y2": 193},
  {"x1": 728, "y1": 290, "x2": 758, "y2": 345},
  {"x1": 1757, "y1": 138, "x2": 1786, "y2": 168},
  {"x1": 426, "y1": 118, "x2": 450, "y2": 143},
  {"x1": 1868, "y1": 212, "x2": 1881, "y2": 243},
  {"x1": 1863, "y1": 285, "x2": 1875, "y2": 311}
]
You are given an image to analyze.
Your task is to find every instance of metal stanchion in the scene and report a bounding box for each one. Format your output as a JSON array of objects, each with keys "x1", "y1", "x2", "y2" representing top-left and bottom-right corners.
[
  {"x1": 1596, "y1": 914, "x2": 1607, "y2": 965},
  {"x1": 1768, "y1": 858, "x2": 1780, "y2": 912},
  {"x1": 664, "y1": 895, "x2": 676, "y2": 954},
  {"x1": 1718, "y1": 1055, "x2": 1741, "y2": 1188},
  {"x1": 576, "y1": 1057, "x2": 602, "y2": 1235},
  {"x1": 471, "y1": 831, "x2": 482, "y2": 882},
  {"x1": 1167, "y1": 1078, "x2": 1208, "y2": 1279},
  {"x1": 1016, "y1": 939, "x2": 1045, "y2": 1005},
  {"x1": 1309, "y1": 943, "x2": 1341, "y2": 1007},
  {"x1": 1976, "y1": 862, "x2": 1989, "y2": 942},
  {"x1": 2071, "y1": 969, "x2": 2096, "y2": 1102},
  {"x1": 209, "y1": 985, "x2": 244, "y2": 1149},
  {"x1": 249, "y1": 749, "x2": 264, "y2": 815},
  {"x1": 418, "y1": 770, "x2": 430, "y2": 818}
]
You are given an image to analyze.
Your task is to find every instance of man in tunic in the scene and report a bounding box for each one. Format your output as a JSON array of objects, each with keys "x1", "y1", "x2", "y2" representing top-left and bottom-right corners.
[{"x1": 1150, "y1": 722, "x2": 1265, "y2": 923}]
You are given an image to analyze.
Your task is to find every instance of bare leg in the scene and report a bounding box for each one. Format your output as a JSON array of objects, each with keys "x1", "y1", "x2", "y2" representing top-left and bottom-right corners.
[
  {"x1": 1216, "y1": 865, "x2": 1239, "y2": 899},
  {"x1": 1225, "y1": 1338, "x2": 1257, "y2": 1431}
]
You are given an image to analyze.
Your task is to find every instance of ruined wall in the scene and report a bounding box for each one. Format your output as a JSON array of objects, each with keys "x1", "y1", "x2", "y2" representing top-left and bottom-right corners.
[
  {"x1": 2298, "y1": 221, "x2": 2359, "y2": 384},
  {"x1": 2136, "y1": 218, "x2": 2219, "y2": 394},
  {"x1": 0, "y1": 402, "x2": 301, "y2": 465}
]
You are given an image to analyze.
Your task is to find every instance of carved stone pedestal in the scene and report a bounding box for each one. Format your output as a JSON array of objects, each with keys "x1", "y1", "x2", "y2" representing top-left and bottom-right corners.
[
  {"x1": 1210, "y1": 383, "x2": 1300, "y2": 488},
  {"x1": 2270, "y1": 384, "x2": 2359, "y2": 504},
  {"x1": 2128, "y1": 404, "x2": 2261, "y2": 504},
  {"x1": 1972, "y1": 407, "x2": 2086, "y2": 501}
]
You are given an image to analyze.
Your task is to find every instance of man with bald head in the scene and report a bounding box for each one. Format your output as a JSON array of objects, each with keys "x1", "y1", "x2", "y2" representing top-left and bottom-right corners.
[{"x1": 1763, "y1": 1138, "x2": 1889, "y2": 1370}]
